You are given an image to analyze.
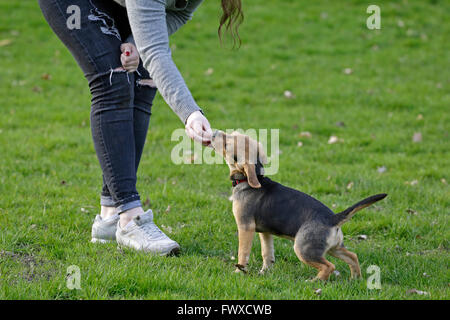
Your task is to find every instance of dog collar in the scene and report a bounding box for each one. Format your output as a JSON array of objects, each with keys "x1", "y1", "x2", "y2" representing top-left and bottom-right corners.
[
  {"x1": 232, "y1": 178, "x2": 248, "y2": 187},
  {"x1": 230, "y1": 160, "x2": 265, "y2": 187},
  {"x1": 230, "y1": 172, "x2": 246, "y2": 187},
  {"x1": 230, "y1": 173, "x2": 264, "y2": 187}
]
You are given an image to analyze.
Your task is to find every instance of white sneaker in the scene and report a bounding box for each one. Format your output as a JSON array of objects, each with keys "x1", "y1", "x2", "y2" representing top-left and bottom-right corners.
[
  {"x1": 116, "y1": 210, "x2": 180, "y2": 256},
  {"x1": 91, "y1": 214, "x2": 120, "y2": 243}
]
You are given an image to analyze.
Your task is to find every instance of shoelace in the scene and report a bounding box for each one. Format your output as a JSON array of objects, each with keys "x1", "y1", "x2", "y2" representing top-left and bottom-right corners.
[{"x1": 140, "y1": 221, "x2": 167, "y2": 241}]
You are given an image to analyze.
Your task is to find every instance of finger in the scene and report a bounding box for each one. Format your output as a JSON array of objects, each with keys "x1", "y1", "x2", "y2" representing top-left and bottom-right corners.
[
  {"x1": 186, "y1": 127, "x2": 200, "y2": 143},
  {"x1": 123, "y1": 48, "x2": 132, "y2": 57},
  {"x1": 189, "y1": 130, "x2": 211, "y2": 146},
  {"x1": 120, "y1": 44, "x2": 135, "y2": 64},
  {"x1": 121, "y1": 58, "x2": 139, "y2": 72},
  {"x1": 192, "y1": 121, "x2": 203, "y2": 136},
  {"x1": 130, "y1": 51, "x2": 139, "y2": 60},
  {"x1": 190, "y1": 129, "x2": 204, "y2": 143},
  {"x1": 193, "y1": 122, "x2": 211, "y2": 144},
  {"x1": 130, "y1": 58, "x2": 140, "y2": 67},
  {"x1": 124, "y1": 67, "x2": 138, "y2": 73},
  {"x1": 202, "y1": 129, "x2": 212, "y2": 141},
  {"x1": 185, "y1": 126, "x2": 195, "y2": 140},
  {"x1": 120, "y1": 55, "x2": 136, "y2": 65},
  {"x1": 202, "y1": 125, "x2": 212, "y2": 140},
  {"x1": 187, "y1": 126, "x2": 207, "y2": 144},
  {"x1": 122, "y1": 60, "x2": 138, "y2": 69},
  {"x1": 203, "y1": 118, "x2": 212, "y2": 133},
  {"x1": 120, "y1": 55, "x2": 128, "y2": 68},
  {"x1": 120, "y1": 43, "x2": 134, "y2": 54}
]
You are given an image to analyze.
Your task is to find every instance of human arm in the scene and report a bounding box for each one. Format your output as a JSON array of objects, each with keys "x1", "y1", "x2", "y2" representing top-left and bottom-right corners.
[
  {"x1": 124, "y1": 0, "x2": 203, "y2": 124},
  {"x1": 166, "y1": 0, "x2": 204, "y2": 36}
]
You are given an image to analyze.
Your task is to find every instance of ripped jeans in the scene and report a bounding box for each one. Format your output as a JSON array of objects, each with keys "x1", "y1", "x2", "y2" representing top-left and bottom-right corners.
[{"x1": 38, "y1": 0, "x2": 157, "y2": 213}]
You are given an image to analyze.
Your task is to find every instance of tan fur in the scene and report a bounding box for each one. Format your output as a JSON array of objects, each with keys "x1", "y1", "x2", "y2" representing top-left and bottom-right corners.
[
  {"x1": 336, "y1": 203, "x2": 373, "y2": 226},
  {"x1": 233, "y1": 199, "x2": 255, "y2": 273},
  {"x1": 212, "y1": 131, "x2": 264, "y2": 188},
  {"x1": 310, "y1": 259, "x2": 336, "y2": 281},
  {"x1": 294, "y1": 244, "x2": 336, "y2": 281},
  {"x1": 326, "y1": 227, "x2": 344, "y2": 251},
  {"x1": 243, "y1": 163, "x2": 260, "y2": 188},
  {"x1": 235, "y1": 228, "x2": 255, "y2": 273},
  {"x1": 329, "y1": 247, "x2": 361, "y2": 278},
  {"x1": 259, "y1": 233, "x2": 275, "y2": 273}
]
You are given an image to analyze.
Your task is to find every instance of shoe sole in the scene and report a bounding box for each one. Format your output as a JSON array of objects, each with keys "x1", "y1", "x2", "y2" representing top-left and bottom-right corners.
[
  {"x1": 116, "y1": 242, "x2": 180, "y2": 256},
  {"x1": 167, "y1": 246, "x2": 180, "y2": 256},
  {"x1": 91, "y1": 238, "x2": 114, "y2": 244}
]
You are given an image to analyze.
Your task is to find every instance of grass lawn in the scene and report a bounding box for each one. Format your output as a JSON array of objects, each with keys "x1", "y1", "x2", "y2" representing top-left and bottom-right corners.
[{"x1": 0, "y1": 0, "x2": 448, "y2": 299}]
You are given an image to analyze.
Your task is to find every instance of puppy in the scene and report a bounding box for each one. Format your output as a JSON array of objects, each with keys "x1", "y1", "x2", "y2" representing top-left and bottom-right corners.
[{"x1": 211, "y1": 130, "x2": 387, "y2": 281}]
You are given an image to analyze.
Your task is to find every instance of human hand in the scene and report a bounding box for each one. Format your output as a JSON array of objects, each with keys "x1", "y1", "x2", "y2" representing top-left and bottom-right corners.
[
  {"x1": 185, "y1": 110, "x2": 213, "y2": 146},
  {"x1": 120, "y1": 43, "x2": 139, "y2": 72}
]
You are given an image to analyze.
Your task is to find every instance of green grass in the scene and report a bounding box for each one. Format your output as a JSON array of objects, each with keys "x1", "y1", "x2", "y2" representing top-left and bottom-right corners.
[{"x1": 0, "y1": 0, "x2": 449, "y2": 299}]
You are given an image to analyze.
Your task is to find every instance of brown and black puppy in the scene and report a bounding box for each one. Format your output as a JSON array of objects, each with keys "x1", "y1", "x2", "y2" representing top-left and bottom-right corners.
[{"x1": 211, "y1": 130, "x2": 387, "y2": 281}]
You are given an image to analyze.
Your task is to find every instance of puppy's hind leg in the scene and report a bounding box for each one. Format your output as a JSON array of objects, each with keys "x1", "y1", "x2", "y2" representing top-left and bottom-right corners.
[
  {"x1": 329, "y1": 246, "x2": 361, "y2": 279},
  {"x1": 259, "y1": 232, "x2": 275, "y2": 274},
  {"x1": 294, "y1": 235, "x2": 335, "y2": 281}
]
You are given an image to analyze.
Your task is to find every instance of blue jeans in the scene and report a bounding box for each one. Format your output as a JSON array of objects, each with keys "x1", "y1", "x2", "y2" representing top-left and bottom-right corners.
[{"x1": 39, "y1": 0, "x2": 157, "y2": 213}]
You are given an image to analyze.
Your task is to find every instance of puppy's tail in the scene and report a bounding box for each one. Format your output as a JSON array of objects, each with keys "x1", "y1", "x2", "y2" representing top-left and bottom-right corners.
[{"x1": 332, "y1": 193, "x2": 387, "y2": 227}]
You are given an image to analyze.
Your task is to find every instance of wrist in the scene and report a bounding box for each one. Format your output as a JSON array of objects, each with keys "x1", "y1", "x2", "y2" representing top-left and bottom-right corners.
[{"x1": 185, "y1": 109, "x2": 204, "y2": 125}]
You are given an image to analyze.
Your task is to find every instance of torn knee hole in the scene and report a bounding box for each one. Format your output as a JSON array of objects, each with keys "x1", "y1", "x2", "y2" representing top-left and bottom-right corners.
[
  {"x1": 137, "y1": 79, "x2": 156, "y2": 88},
  {"x1": 108, "y1": 67, "x2": 129, "y2": 85}
]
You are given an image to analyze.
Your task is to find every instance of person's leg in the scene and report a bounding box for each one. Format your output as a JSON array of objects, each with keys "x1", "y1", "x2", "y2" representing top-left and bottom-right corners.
[
  {"x1": 101, "y1": 61, "x2": 157, "y2": 224},
  {"x1": 100, "y1": 175, "x2": 117, "y2": 219},
  {"x1": 88, "y1": 0, "x2": 144, "y2": 220},
  {"x1": 118, "y1": 63, "x2": 158, "y2": 226},
  {"x1": 133, "y1": 63, "x2": 157, "y2": 172},
  {"x1": 38, "y1": 0, "x2": 141, "y2": 215},
  {"x1": 39, "y1": 0, "x2": 179, "y2": 254}
]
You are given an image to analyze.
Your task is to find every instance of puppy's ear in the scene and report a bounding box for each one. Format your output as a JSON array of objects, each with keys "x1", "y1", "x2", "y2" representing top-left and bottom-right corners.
[
  {"x1": 243, "y1": 163, "x2": 261, "y2": 188},
  {"x1": 257, "y1": 142, "x2": 268, "y2": 165}
]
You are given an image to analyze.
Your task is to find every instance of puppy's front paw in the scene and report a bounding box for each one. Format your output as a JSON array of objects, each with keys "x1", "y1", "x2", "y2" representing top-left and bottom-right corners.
[
  {"x1": 259, "y1": 260, "x2": 275, "y2": 274},
  {"x1": 234, "y1": 264, "x2": 248, "y2": 274},
  {"x1": 259, "y1": 264, "x2": 273, "y2": 275}
]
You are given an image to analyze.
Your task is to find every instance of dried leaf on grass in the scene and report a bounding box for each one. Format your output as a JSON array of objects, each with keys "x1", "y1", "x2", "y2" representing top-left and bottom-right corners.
[
  {"x1": 284, "y1": 90, "x2": 294, "y2": 99},
  {"x1": 0, "y1": 39, "x2": 13, "y2": 47},
  {"x1": 406, "y1": 289, "x2": 429, "y2": 296},
  {"x1": 328, "y1": 135, "x2": 342, "y2": 144},
  {"x1": 299, "y1": 131, "x2": 312, "y2": 138},
  {"x1": 377, "y1": 166, "x2": 387, "y2": 173},
  {"x1": 412, "y1": 132, "x2": 422, "y2": 143}
]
